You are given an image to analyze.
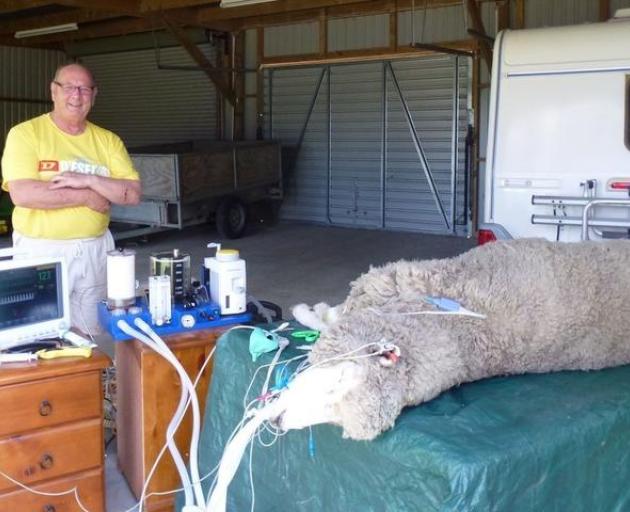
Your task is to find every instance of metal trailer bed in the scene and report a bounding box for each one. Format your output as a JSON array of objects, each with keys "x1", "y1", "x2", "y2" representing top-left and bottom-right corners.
[{"x1": 110, "y1": 140, "x2": 282, "y2": 240}]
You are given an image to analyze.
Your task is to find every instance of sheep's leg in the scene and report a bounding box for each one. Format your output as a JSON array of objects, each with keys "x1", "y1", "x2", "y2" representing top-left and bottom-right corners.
[{"x1": 292, "y1": 302, "x2": 341, "y2": 332}]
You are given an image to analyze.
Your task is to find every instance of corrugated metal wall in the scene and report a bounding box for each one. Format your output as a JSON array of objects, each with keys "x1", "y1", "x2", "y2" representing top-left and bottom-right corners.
[
  {"x1": 0, "y1": 46, "x2": 65, "y2": 152},
  {"x1": 328, "y1": 62, "x2": 383, "y2": 228},
  {"x1": 523, "y1": 0, "x2": 599, "y2": 27},
  {"x1": 399, "y1": 2, "x2": 496, "y2": 43},
  {"x1": 269, "y1": 55, "x2": 470, "y2": 235},
  {"x1": 82, "y1": 44, "x2": 218, "y2": 149},
  {"x1": 510, "y1": 0, "x2": 630, "y2": 27},
  {"x1": 268, "y1": 67, "x2": 330, "y2": 220},
  {"x1": 386, "y1": 57, "x2": 469, "y2": 233},
  {"x1": 265, "y1": 22, "x2": 319, "y2": 57},
  {"x1": 328, "y1": 14, "x2": 390, "y2": 51}
]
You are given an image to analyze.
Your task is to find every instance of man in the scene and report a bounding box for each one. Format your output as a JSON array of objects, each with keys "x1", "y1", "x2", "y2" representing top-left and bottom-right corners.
[{"x1": 1, "y1": 62, "x2": 141, "y2": 336}]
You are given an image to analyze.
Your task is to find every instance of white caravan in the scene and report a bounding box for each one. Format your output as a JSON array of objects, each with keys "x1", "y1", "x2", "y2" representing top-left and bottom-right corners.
[{"x1": 479, "y1": 11, "x2": 630, "y2": 243}]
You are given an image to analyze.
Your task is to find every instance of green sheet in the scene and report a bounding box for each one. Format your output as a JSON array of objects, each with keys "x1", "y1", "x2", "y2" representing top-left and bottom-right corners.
[{"x1": 184, "y1": 326, "x2": 630, "y2": 511}]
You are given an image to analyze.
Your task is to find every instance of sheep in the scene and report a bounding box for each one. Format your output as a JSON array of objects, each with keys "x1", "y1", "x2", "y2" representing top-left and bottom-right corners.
[{"x1": 280, "y1": 239, "x2": 630, "y2": 441}]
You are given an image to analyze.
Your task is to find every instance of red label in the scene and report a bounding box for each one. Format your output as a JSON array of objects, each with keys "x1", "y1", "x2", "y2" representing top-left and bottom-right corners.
[{"x1": 38, "y1": 160, "x2": 59, "y2": 172}]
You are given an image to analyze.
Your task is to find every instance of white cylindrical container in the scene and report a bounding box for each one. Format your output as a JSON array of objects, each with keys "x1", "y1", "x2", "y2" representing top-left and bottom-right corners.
[
  {"x1": 107, "y1": 249, "x2": 136, "y2": 308},
  {"x1": 204, "y1": 245, "x2": 246, "y2": 315}
]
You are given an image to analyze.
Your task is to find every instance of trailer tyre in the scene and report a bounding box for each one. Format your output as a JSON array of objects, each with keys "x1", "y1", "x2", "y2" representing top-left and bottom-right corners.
[{"x1": 216, "y1": 197, "x2": 247, "y2": 239}]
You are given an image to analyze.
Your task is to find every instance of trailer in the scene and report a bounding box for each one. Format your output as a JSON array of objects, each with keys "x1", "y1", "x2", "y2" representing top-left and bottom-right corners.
[
  {"x1": 479, "y1": 10, "x2": 630, "y2": 243},
  {"x1": 110, "y1": 140, "x2": 282, "y2": 240}
]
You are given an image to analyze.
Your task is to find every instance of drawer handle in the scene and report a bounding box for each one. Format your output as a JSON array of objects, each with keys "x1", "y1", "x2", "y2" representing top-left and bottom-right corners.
[
  {"x1": 43, "y1": 505, "x2": 56, "y2": 512},
  {"x1": 39, "y1": 454, "x2": 54, "y2": 470},
  {"x1": 39, "y1": 400, "x2": 53, "y2": 416}
]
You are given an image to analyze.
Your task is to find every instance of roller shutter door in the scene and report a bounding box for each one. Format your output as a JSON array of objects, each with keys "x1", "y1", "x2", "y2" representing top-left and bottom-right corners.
[{"x1": 268, "y1": 54, "x2": 471, "y2": 235}]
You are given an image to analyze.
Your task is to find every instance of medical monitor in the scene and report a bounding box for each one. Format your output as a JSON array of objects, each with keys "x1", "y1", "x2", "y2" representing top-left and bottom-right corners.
[{"x1": 0, "y1": 249, "x2": 71, "y2": 351}]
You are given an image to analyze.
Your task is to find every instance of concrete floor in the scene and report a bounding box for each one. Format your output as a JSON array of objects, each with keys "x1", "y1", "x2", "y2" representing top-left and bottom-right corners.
[{"x1": 0, "y1": 221, "x2": 476, "y2": 511}]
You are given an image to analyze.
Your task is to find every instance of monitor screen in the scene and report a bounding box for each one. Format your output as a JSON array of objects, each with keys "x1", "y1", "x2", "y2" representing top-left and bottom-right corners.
[
  {"x1": 0, "y1": 262, "x2": 64, "y2": 330},
  {"x1": 0, "y1": 254, "x2": 71, "y2": 351}
]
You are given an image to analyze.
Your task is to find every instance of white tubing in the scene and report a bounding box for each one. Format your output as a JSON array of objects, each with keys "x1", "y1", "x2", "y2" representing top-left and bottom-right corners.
[
  {"x1": 206, "y1": 398, "x2": 286, "y2": 512},
  {"x1": 116, "y1": 320, "x2": 195, "y2": 509},
  {"x1": 133, "y1": 318, "x2": 206, "y2": 509}
]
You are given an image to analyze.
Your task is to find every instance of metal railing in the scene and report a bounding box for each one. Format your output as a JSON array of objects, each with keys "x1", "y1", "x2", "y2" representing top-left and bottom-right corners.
[{"x1": 531, "y1": 195, "x2": 630, "y2": 240}]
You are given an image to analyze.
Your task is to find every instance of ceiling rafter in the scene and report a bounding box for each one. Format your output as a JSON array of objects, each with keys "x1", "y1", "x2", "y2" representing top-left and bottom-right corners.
[
  {"x1": 0, "y1": 9, "x2": 127, "y2": 35},
  {"x1": 0, "y1": 0, "x2": 491, "y2": 48},
  {"x1": 0, "y1": 0, "x2": 51, "y2": 14},
  {"x1": 228, "y1": 0, "x2": 469, "y2": 30},
  {"x1": 162, "y1": 15, "x2": 236, "y2": 105},
  {"x1": 0, "y1": 16, "x2": 162, "y2": 46},
  {"x1": 52, "y1": 0, "x2": 142, "y2": 16}
]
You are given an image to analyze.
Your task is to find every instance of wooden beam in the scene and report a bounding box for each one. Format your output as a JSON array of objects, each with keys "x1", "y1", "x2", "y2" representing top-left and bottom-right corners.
[
  {"x1": 599, "y1": 0, "x2": 610, "y2": 21},
  {"x1": 0, "y1": 9, "x2": 127, "y2": 35},
  {"x1": 256, "y1": 26, "x2": 265, "y2": 139},
  {"x1": 198, "y1": 0, "x2": 382, "y2": 23},
  {"x1": 0, "y1": 0, "x2": 50, "y2": 14},
  {"x1": 389, "y1": 0, "x2": 397, "y2": 51},
  {"x1": 261, "y1": 38, "x2": 474, "y2": 67},
  {"x1": 139, "y1": 0, "x2": 217, "y2": 11},
  {"x1": 231, "y1": 0, "x2": 470, "y2": 31},
  {"x1": 162, "y1": 16, "x2": 236, "y2": 106},
  {"x1": 412, "y1": 42, "x2": 473, "y2": 57},
  {"x1": 319, "y1": 8, "x2": 328, "y2": 56},
  {"x1": 496, "y1": 0, "x2": 509, "y2": 32},
  {"x1": 0, "y1": 8, "x2": 234, "y2": 47},
  {"x1": 232, "y1": 31, "x2": 246, "y2": 139},
  {"x1": 515, "y1": 0, "x2": 525, "y2": 29},
  {"x1": 53, "y1": 0, "x2": 141, "y2": 15},
  {"x1": 470, "y1": 50, "x2": 480, "y2": 232},
  {"x1": 0, "y1": 16, "x2": 159, "y2": 46},
  {"x1": 464, "y1": 0, "x2": 492, "y2": 70}
]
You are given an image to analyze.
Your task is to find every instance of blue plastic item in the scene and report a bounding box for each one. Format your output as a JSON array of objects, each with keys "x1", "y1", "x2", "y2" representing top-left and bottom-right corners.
[
  {"x1": 424, "y1": 296, "x2": 463, "y2": 312},
  {"x1": 248, "y1": 327, "x2": 280, "y2": 361},
  {"x1": 97, "y1": 298, "x2": 252, "y2": 341}
]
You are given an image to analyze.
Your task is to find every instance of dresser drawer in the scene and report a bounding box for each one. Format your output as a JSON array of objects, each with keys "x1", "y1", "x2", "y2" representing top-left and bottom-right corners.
[
  {"x1": 0, "y1": 419, "x2": 103, "y2": 493},
  {"x1": 0, "y1": 372, "x2": 101, "y2": 437},
  {"x1": 0, "y1": 467, "x2": 104, "y2": 512}
]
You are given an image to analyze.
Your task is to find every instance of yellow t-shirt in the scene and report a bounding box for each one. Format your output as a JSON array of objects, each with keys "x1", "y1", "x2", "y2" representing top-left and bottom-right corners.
[{"x1": 1, "y1": 113, "x2": 139, "y2": 239}]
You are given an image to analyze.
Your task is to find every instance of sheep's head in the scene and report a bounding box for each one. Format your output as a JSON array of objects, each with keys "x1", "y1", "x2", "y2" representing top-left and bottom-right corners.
[{"x1": 277, "y1": 311, "x2": 408, "y2": 441}]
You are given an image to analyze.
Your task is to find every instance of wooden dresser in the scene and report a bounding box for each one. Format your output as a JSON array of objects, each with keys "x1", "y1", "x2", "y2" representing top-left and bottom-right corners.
[
  {"x1": 0, "y1": 350, "x2": 110, "y2": 512},
  {"x1": 116, "y1": 329, "x2": 222, "y2": 512}
]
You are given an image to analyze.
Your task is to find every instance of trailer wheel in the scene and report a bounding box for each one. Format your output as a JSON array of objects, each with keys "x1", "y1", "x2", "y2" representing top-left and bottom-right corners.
[{"x1": 216, "y1": 197, "x2": 247, "y2": 239}]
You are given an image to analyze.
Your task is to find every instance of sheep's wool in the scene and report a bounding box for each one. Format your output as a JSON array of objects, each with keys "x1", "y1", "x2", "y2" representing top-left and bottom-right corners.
[{"x1": 304, "y1": 239, "x2": 630, "y2": 440}]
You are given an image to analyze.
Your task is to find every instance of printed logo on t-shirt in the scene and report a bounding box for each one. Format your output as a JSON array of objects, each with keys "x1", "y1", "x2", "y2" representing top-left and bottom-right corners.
[
  {"x1": 60, "y1": 159, "x2": 110, "y2": 176},
  {"x1": 38, "y1": 160, "x2": 59, "y2": 172}
]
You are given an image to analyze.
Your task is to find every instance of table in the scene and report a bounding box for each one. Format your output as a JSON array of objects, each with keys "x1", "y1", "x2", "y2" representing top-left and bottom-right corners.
[{"x1": 193, "y1": 327, "x2": 630, "y2": 512}]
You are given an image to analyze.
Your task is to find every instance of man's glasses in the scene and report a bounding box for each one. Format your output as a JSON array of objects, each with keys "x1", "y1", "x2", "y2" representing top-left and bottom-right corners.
[{"x1": 53, "y1": 81, "x2": 95, "y2": 96}]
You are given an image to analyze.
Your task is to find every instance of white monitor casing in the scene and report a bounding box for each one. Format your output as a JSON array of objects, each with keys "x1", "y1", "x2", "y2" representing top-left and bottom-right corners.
[{"x1": 0, "y1": 249, "x2": 71, "y2": 351}]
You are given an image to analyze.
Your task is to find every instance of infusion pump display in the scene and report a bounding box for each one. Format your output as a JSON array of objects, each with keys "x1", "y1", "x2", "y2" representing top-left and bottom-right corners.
[{"x1": 0, "y1": 262, "x2": 63, "y2": 330}]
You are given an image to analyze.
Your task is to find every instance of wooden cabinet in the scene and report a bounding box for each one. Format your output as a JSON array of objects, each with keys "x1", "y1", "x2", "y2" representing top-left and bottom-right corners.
[
  {"x1": 116, "y1": 329, "x2": 221, "y2": 512},
  {"x1": 0, "y1": 351, "x2": 110, "y2": 512}
]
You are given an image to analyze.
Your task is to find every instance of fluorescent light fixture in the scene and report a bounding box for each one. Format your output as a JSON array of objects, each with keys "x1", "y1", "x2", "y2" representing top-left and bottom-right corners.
[
  {"x1": 15, "y1": 23, "x2": 79, "y2": 39},
  {"x1": 220, "y1": 0, "x2": 277, "y2": 7}
]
